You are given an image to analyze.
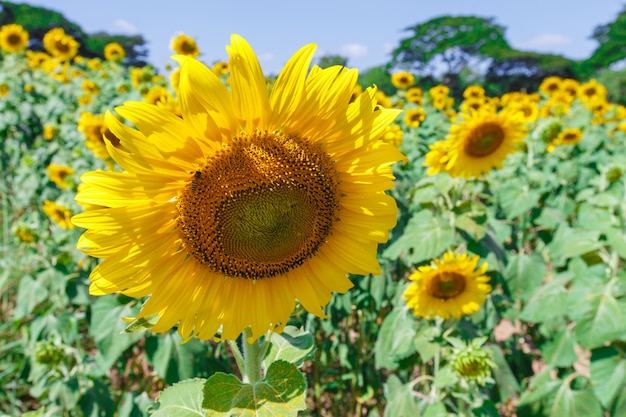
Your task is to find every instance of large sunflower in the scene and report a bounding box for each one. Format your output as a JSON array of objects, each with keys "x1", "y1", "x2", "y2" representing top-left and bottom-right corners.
[
  {"x1": 403, "y1": 251, "x2": 491, "y2": 319},
  {"x1": 0, "y1": 23, "x2": 29, "y2": 53},
  {"x1": 443, "y1": 109, "x2": 528, "y2": 178},
  {"x1": 73, "y1": 35, "x2": 404, "y2": 342}
]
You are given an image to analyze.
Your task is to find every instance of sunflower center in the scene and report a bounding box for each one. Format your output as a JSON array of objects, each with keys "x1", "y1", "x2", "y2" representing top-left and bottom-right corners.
[
  {"x1": 429, "y1": 271, "x2": 466, "y2": 299},
  {"x1": 464, "y1": 122, "x2": 504, "y2": 157},
  {"x1": 177, "y1": 131, "x2": 340, "y2": 279},
  {"x1": 8, "y1": 33, "x2": 22, "y2": 45},
  {"x1": 55, "y1": 41, "x2": 70, "y2": 53}
]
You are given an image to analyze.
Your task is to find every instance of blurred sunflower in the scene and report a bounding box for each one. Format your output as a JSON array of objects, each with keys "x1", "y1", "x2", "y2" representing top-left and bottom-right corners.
[
  {"x1": 429, "y1": 84, "x2": 449, "y2": 98},
  {"x1": 104, "y1": 42, "x2": 125, "y2": 62},
  {"x1": 211, "y1": 61, "x2": 229, "y2": 76},
  {"x1": 81, "y1": 79, "x2": 100, "y2": 95},
  {"x1": 0, "y1": 83, "x2": 8, "y2": 98},
  {"x1": 578, "y1": 79, "x2": 607, "y2": 104},
  {"x1": 391, "y1": 71, "x2": 415, "y2": 89},
  {"x1": 43, "y1": 200, "x2": 74, "y2": 229},
  {"x1": 46, "y1": 163, "x2": 75, "y2": 190},
  {"x1": 538, "y1": 76, "x2": 563, "y2": 96},
  {"x1": 42, "y1": 125, "x2": 58, "y2": 140},
  {"x1": 403, "y1": 251, "x2": 491, "y2": 319},
  {"x1": 0, "y1": 23, "x2": 29, "y2": 53},
  {"x1": 462, "y1": 85, "x2": 485, "y2": 100},
  {"x1": 442, "y1": 109, "x2": 528, "y2": 178},
  {"x1": 381, "y1": 124, "x2": 403, "y2": 147},
  {"x1": 170, "y1": 33, "x2": 200, "y2": 57},
  {"x1": 73, "y1": 34, "x2": 404, "y2": 342},
  {"x1": 423, "y1": 140, "x2": 450, "y2": 176},
  {"x1": 403, "y1": 107, "x2": 426, "y2": 128},
  {"x1": 547, "y1": 127, "x2": 583, "y2": 152},
  {"x1": 43, "y1": 28, "x2": 79, "y2": 61}
]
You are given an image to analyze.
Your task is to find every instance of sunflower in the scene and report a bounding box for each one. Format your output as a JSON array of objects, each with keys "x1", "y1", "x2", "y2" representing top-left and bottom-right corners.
[
  {"x1": 46, "y1": 163, "x2": 75, "y2": 190},
  {"x1": 442, "y1": 109, "x2": 528, "y2": 178},
  {"x1": 104, "y1": 42, "x2": 125, "y2": 62},
  {"x1": 170, "y1": 33, "x2": 200, "y2": 57},
  {"x1": 547, "y1": 127, "x2": 583, "y2": 152},
  {"x1": 405, "y1": 87, "x2": 423, "y2": 105},
  {"x1": 403, "y1": 251, "x2": 491, "y2": 319},
  {"x1": 391, "y1": 71, "x2": 415, "y2": 89},
  {"x1": 211, "y1": 61, "x2": 229, "y2": 77},
  {"x1": 0, "y1": 83, "x2": 8, "y2": 98},
  {"x1": 462, "y1": 85, "x2": 485, "y2": 100},
  {"x1": 538, "y1": 76, "x2": 563, "y2": 96},
  {"x1": 43, "y1": 200, "x2": 74, "y2": 229},
  {"x1": 43, "y1": 28, "x2": 79, "y2": 61},
  {"x1": 423, "y1": 140, "x2": 451, "y2": 176},
  {"x1": 429, "y1": 84, "x2": 449, "y2": 98},
  {"x1": 403, "y1": 107, "x2": 426, "y2": 128},
  {"x1": 73, "y1": 35, "x2": 404, "y2": 342},
  {"x1": 578, "y1": 79, "x2": 607, "y2": 104},
  {"x1": 381, "y1": 124, "x2": 403, "y2": 148},
  {"x1": 0, "y1": 23, "x2": 29, "y2": 53},
  {"x1": 81, "y1": 79, "x2": 100, "y2": 95},
  {"x1": 43, "y1": 125, "x2": 58, "y2": 140}
]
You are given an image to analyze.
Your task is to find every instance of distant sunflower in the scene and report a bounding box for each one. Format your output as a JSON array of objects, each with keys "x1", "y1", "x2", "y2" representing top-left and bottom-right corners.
[
  {"x1": 423, "y1": 140, "x2": 450, "y2": 176},
  {"x1": 391, "y1": 71, "x2": 415, "y2": 89},
  {"x1": 211, "y1": 61, "x2": 229, "y2": 77},
  {"x1": 403, "y1": 251, "x2": 491, "y2": 319},
  {"x1": 43, "y1": 200, "x2": 74, "y2": 229},
  {"x1": 104, "y1": 42, "x2": 125, "y2": 62},
  {"x1": 170, "y1": 33, "x2": 200, "y2": 57},
  {"x1": 43, "y1": 28, "x2": 79, "y2": 61},
  {"x1": 547, "y1": 127, "x2": 583, "y2": 152},
  {"x1": 73, "y1": 35, "x2": 404, "y2": 342},
  {"x1": 403, "y1": 107, "x2": 426, "y2": 128},
  {"x1": 538, "y1": 76, "x2": 563, "y2": 96},
  {"x1": 0, "y1": 23, "x2": 29, "y2": 53},
  {"x1": 46, "y1": 163, "x2": 75, "y2": 190},
  {"x1": 443, "y1": 109, "x2": 528, "y2": 178},
  {"x1": 578, "y1": 79, "x2": 607, "y2": 104},
  {"x1": 462, "y1": 85, "x2": 485, "y2": 100}
]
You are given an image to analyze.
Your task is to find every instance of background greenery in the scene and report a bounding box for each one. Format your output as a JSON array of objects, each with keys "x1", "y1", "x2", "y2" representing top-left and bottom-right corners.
[{"x1": 1, "y1": 2, "x2": 625, "y2": 417}]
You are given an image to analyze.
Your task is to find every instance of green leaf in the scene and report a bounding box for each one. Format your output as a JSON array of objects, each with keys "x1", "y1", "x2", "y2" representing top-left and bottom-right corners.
[
  {"x1": 497, "y1": 182, "x2": 540, "y2": 219},
  {"x1": 413, "y1": 323, "x2": 440, "y2": 363},
  {"x1": 572, "y1": 289, "x2": 626, "y2": 349},
  {"x1": 488, "y1": 345, "x2": 520, "y2": 400},
  {"x1": 263, "y1": 326, "x2": 314, "y2": 368},
  {"x1": 423, "y1": 402, "x2": 449, "y2": 417},
  {"x1": 383, "y1": 210, "x2": 455, "y2": 265},
  {"x1": 590, "y1": 347, "x2": 626, "y2": 409},
  {"x1": 202, "y1": 360, "x2": 306, "y2": 417},
  {"x1": 375, "y1": 308, "x2": 417, "y2": 370},
  {"x1": 383, "y1": 375, "x2": 421, "y2": 417},
  {"x1": 550, "y1": 384, "x2": 603, "y2": 417},
  {"x1": 503, "y1": 253, "x2": 546, "y2": 301},
  {"x1": 124, "y1": 314, "x2": 160, "y2": 333},
  {"x1": 151, "y1": 378, "x2": 206, "y2": 417},
  {"x1": 547, "y1": 225, "x2": 603, "y2": 267},
  {"x1": 605, "y1": 228, "x2": 626, "y2": 258},
  {"x1": 89, "y1": 296, "x2": 142, "y2": 372},
  {"x1": 541, "y1": 327, "x2": 577, "y2": 367},
  {"x1": 520, "y1": 273, "x2": 572, "y2": 323}
]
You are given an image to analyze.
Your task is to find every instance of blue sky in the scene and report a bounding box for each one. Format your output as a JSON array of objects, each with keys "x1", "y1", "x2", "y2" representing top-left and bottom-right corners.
[{"x1": 24, "y1": 0, "x2": 626, "y2": 74}]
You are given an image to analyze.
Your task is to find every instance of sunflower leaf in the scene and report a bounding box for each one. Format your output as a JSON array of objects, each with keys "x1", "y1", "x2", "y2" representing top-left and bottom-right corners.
[
  {"x1": 202, "y1": 360, "x2": 306, "y2": 417},
  {"x1": 150, "y1": 378, "x2": 207, "y2": 416},
  {"x1": 263, "y1": 326, "x2": 315, "y2": 368},
  {"x1": 383, "y1": 209, "x2": 454, "y2": 265}
]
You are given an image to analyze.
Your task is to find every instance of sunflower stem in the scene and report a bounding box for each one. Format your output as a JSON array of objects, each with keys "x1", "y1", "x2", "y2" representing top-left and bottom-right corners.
[
  {"x1": 242, "y1": 327, "x2": 263, "y2": 383},
  {"x1": 227, "y1": 339, "x2": 245, "y2": 378}
]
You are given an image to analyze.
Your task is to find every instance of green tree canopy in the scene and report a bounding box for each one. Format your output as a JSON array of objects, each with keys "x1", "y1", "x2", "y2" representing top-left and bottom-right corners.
[
  {"x1": 585, "y1": 5, "x2": 626, "y2": 72},
  {"x1": 0, "y1": 0, "x2": 148, "y2": 66}
]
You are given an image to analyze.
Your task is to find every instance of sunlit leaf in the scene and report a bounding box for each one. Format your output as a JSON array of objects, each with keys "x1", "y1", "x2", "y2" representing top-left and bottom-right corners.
[
  {"x1": 151, "y1": 378, "x2": 206, "y2": 417},
  {"x1": 202, "y1": 360, "x2": 306, "y2": 417}
]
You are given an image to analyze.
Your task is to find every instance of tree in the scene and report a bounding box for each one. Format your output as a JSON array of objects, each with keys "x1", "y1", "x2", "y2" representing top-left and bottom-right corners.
[
  {"x1": 584, "y1": 5, "x2": 626, "y2": 73},
  {"x1": 317, "y1": 54, "x2": 348, "y2": 69},
  {"x1": 0, "y1": 1, "x2": 148, "y2": 66}
]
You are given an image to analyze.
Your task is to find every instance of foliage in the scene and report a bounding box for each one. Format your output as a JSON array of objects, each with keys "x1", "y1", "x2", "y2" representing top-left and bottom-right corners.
[
  {"x1": 0, "y1": 1, "x2": 148, "y2": 65},
  {"x1": 316, "y1": 54, "x2": 348, "y2": 69},
  {"x1": 2, "y1": 7, "x2": 626, "y2": 417},
  {"x1": 586, "y1": 5, "x2": 626, "y2": 71}
]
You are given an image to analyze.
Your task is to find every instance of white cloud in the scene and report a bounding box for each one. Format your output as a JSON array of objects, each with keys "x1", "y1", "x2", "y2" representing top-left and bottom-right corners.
[
  {"x1": 340, "y1": 43, "x2": 368, "y2": 58},
  {"x1": 513, "y1": 33, "x2": 571, "y2": 50},
  {"x1": 112, "y1": 19, "x2": 139, "y2": 34}
]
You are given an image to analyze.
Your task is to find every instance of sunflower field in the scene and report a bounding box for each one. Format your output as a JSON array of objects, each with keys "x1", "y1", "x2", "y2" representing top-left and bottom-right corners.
[{"x1": 1, "y1": 18, "x2": 626, "y2": 417}]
